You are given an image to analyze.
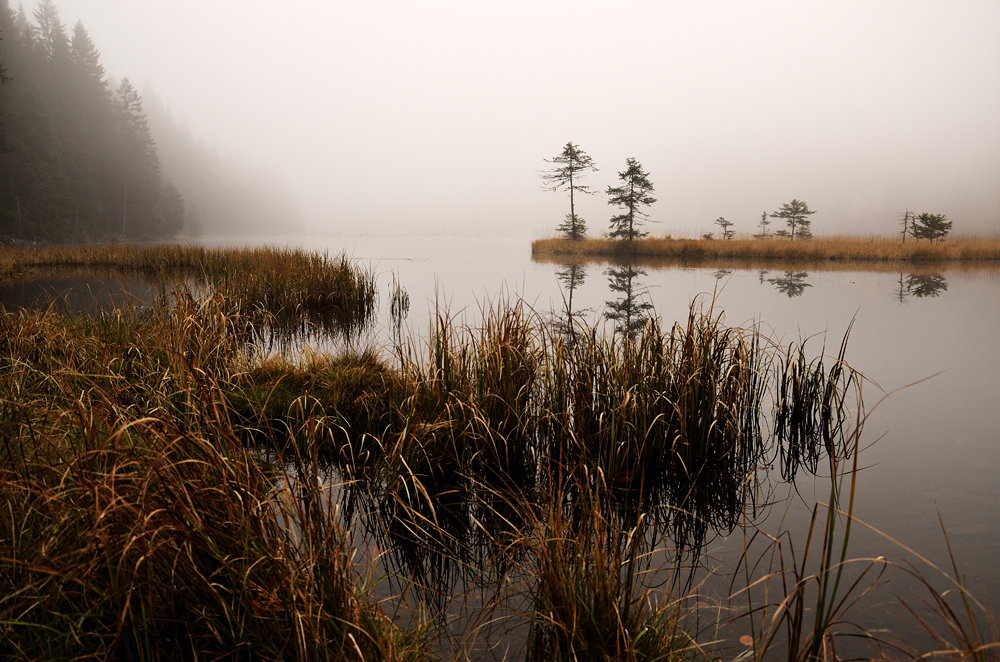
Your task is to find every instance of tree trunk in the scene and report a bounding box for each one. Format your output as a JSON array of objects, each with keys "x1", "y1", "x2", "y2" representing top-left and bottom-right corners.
[
  {"x1": 569, "y1": 170, "x2": 576, "y2": 238},
  {"x1": 628, "y1": 180, "x2": 634, "y2": 240},
  {"x1": 121, "y1": 140, "x2": 128, "y2": 235}
]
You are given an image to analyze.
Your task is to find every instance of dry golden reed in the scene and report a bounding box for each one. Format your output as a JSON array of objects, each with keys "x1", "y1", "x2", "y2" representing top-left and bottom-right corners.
[{"x1": 531, "y1": 234, "x2": 1000, "y2": 265}]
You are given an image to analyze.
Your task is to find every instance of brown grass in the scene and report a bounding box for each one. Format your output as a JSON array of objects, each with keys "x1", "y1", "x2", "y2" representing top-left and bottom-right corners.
[
  {"x1": 0, "y1": 294, "x2": 430, "y2": 661},
  {"x1": 531, "y1": 234, "x2": 1000, "y2": 266},
  {"x1": 0, "y1": 243, "x2": 378, "y2": 341}
]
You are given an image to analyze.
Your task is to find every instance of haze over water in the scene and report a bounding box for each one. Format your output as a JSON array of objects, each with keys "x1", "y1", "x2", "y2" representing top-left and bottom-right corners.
[{"x1": 40, "y1": 0, "x2": 1000, "y2": 239}]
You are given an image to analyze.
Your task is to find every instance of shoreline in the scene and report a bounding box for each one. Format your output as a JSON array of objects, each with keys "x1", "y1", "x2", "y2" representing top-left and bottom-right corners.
[{"x1": 531, "y1": 235, "x2": 1000, "y2": 265}]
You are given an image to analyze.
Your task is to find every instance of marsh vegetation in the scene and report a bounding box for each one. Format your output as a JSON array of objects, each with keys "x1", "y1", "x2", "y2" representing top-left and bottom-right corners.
[
  {"x1": 531, "y1": 235, "x2": 1000, "y2": 264},
  {"x1": 0, "y1": 244, "x2": 996, "y2": 661}
]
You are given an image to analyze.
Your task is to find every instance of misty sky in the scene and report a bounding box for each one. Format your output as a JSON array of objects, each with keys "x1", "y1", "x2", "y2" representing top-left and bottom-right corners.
[{"x1": 46, "y1": 0, "x2": 1000, "y2": 237}]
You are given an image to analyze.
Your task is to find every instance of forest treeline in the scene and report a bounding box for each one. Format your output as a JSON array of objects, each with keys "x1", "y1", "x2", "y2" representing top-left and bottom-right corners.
[{"x1": 0, "y1": 0, "x2": 301, "y2": 242}]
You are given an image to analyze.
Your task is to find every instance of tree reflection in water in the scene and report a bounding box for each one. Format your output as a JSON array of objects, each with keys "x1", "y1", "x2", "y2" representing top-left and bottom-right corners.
[
  {"x1": 604, "y1": 264, "x2": 654, "y2": 338},
  {"x1": 894, "y1": 273, "x2": 949, "y2": 302},
  {"x1": 552, "y1": 263, "x2": 589, "y2": 341},
  {"x1": 712, "y1": 268, "x2": 733, "y2": 281},
  {"x1": 907, "y1": 273, "x2": 948, "y2": 298},
  {"x1": 767, "y1": 271, "x2": 811, "y2": 297}
]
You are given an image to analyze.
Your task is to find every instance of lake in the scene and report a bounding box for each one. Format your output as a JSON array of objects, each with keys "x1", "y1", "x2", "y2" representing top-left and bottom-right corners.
[
  {"x1": 298, "y1": 235, "x2": 999, "y2": 654},
  {"x1": 4, "y1": 234, "x2": 997, "y2": 656}
]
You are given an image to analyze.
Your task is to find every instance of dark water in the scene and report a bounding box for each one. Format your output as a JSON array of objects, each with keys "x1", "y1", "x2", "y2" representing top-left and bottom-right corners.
[
  {"x1": 6, "y1": 237, "x2": 998, "y2": 656},
  {"x1": 0, "y1": 266, "x2": 164, "y2": 314}
]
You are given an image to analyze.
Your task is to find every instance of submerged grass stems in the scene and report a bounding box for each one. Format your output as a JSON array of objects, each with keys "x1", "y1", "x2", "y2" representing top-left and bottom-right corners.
[
  {"x1": 854, "y1": 506, "x2": 1000, "y2": 662},
  {"x1": 732, "y1": 377, "x2": 996, "y2": 662}
]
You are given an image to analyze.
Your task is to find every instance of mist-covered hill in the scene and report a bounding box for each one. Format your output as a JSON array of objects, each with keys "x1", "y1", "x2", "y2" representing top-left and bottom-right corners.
[
  {"x1": 0, "y1": 0, "x2": 301, "y2": 242},
  {"x1": 142, "y1": 89, "x2": 302, "y2": 239}
]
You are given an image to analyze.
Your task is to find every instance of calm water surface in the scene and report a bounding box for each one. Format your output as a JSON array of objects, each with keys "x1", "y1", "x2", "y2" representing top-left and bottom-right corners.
[
  {"x1": 293, "y1": 235, "x2": 1000, "y2": 639},
  {"x1": 0, "y1": 266, "x2": 164, "y2": 313}
]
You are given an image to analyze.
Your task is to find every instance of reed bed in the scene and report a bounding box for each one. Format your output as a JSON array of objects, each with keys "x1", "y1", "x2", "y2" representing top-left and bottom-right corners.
[
  {"x1": 0, "y1": 243, "x2": 378, "y2": 340},
  {"x1": 0, "y1": 296, "x2": 429, "y2": 661},
  {"x1": 531, "y1": 234, "x2": 1000, "y2": 264},
  {"x1": 2, "y1": 252, "x2": 996, "y2": 660},
  {"x1": 520, "y1": 472, "x2": 694, "y2": 662}
]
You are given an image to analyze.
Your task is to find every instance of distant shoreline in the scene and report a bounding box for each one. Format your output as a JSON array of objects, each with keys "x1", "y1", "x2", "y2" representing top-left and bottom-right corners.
[{"x1": 530, "y1": 235, "x2": 1000, "y2": 265}]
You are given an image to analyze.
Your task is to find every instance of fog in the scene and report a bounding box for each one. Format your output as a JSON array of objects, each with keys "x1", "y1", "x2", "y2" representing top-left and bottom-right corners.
[{"x1": 48, "y1": 0, "x2": 1000, "y2": 237}]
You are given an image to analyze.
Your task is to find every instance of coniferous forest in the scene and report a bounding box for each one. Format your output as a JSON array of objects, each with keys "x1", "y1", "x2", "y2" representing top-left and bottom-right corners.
[{"x1": 0, "y1": 0, "x2": 301, "y2": 243}]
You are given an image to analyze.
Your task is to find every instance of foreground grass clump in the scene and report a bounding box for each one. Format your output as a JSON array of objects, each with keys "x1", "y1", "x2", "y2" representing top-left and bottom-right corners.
[
  {"x1": 531, "y1": 234, "x2": 1000, "y2": 263},
  {"x1": 521, "y1": 473, "x2": 694, "y2": 662},
  {"x1": 0, "y1": 297, "x2": 429, "y2": 661},
  {"x1": 1, "y1": 423, "x2": 427, "y2": 661}
]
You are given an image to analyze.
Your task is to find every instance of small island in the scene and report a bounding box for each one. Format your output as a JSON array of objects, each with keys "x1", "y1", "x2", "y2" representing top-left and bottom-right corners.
[
  {"x1": 536, "y1": 144, "x2": 998, "y2": 265},
  {"x1": 531, "y1": 234, "x2": 1000, "y2": 263}
]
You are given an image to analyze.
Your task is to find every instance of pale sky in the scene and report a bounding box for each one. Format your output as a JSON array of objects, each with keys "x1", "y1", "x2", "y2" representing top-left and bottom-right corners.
[{"x1": 45, "y1": 0, "x2": 1000, "y2": 237}]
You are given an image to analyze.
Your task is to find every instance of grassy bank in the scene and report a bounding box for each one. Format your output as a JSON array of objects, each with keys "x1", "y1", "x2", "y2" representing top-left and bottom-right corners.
[
  {"x1": 1, "y1": 245, "x2": 996, "y2": 660},
  {"x1": 531, "y1": 234, "x2": 1000, "y2": 264},
  {"x1": 0, "y1": 243, "x2": 377, "y2": 341}
]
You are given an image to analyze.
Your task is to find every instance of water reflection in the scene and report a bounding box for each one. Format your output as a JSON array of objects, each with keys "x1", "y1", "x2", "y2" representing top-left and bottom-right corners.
[
  {"x1": 0, "y1": 268, "x2": 163, "y2": 314},
  {"x1": 764, "y1": 270, "x2": 812, "y2": 297},
  {"x1": 552, "y1": 263, "x2": 589, "y2": 340},
  {"x1": 895, "y1": 272, "x2": 948, "y2": 302},
  {"x1": 604, "y1": 264, "x2": 654, "y2": 337},
  {"x1": 712, "y1": 268, "x2": 734, "y2": 281},
  {"x1": 388, "y1": 273, "x2": 410, "y2": 343}
]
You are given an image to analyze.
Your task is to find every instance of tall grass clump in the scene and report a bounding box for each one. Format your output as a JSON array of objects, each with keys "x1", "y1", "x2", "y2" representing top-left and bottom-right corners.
[
  {"x1": 0, "y1": 294, "x2": 429, "y2": 661},
  {"x1": 538, "y1": 304, "x2": 769, "y2": 535},
  {"x1": 299, "y1": 295, "x2": 864, "y2": 641},
  {"x1": 522, "y1": 471, "x2": 693, "y2": 662}
]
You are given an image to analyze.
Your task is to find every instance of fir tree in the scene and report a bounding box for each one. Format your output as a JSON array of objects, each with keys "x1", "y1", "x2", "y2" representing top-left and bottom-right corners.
[
  {"x1": 912, "y1": 213, "x2": 952, "y2": 243},
  {"x1": 159, "y1": 181, "x2": 185, "y2": 236},
  {"x1": 540, "y1": 142, "x2": 597, "y2": 240},
  {"x1": 116, "y1": 77, "x2": 161, "y2": 237},
  {"x1": 606, "y1": 158, "x2": 655, "y2": 241},
  {"x1": 715, "y1": 216, "x2": 735, "y2": 240},
  {"x1": 754, "y1": 211, "x2": 771, "y2": 239},
  {"x1": 769, "y1": 199, "x2": 816, "y2": 241}
]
